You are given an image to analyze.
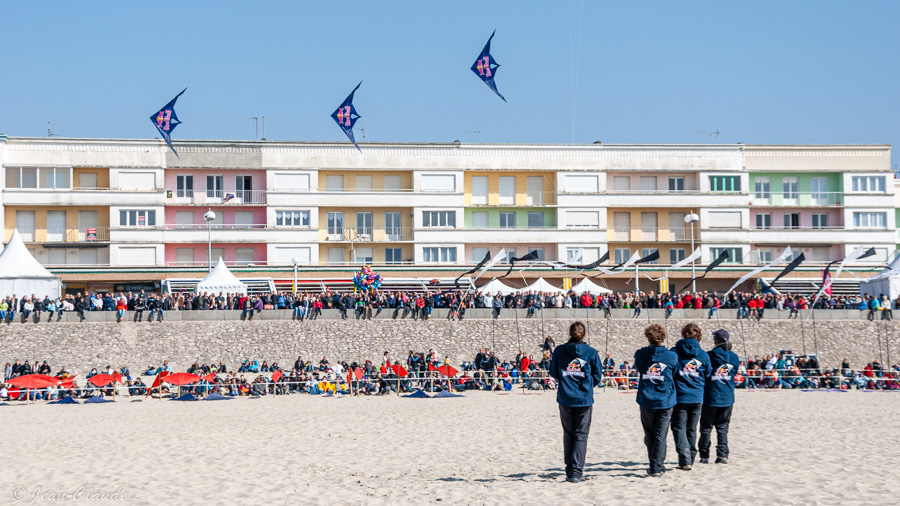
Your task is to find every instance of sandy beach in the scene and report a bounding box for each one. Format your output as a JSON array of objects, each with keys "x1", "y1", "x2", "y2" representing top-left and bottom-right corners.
[{"x1": 1, "y1": 390, "x2": 897, "y2": 505}]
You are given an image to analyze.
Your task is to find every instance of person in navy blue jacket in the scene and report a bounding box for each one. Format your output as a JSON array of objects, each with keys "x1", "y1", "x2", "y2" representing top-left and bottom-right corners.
[
  {"x1": 549, "y1": 321, "x2": 602, "y2": 483},
  {"x1": 634, "y1": 323, "x2": 678, "y2": 477},
  {"x1": 669, "y1": 323, "x2": 711, "y2": 470},
  {"x1": 699, "y1": 329, "x2": 740, "y2": 464}
]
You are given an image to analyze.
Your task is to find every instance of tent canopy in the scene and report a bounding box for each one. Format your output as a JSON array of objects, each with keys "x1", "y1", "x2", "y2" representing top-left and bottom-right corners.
[
  {"x1": 477, "y1": 278, "x2": 516, "y2": 295},
  {"x1": 195, "y1": 258, "x2": 248, "y2": 294},
  {"x1": 524, "y1": 277, "x2": 564, "y2": 294},
  {"x1": 0, "y1": 229, "x2": 61, "y2": 299},
  {"x1": 860, "y1": 276, "x2": 900, "y2": 301},
  {"x1": 571, "y1": 277, "x2": 613, "y2": 295}
]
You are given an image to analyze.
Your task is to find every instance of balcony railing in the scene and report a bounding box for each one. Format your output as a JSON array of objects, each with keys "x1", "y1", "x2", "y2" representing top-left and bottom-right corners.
[
  {"x1": 466, "y1": 191, "x2": 557, "y2": 206},
  {"x1": 165, "y1": 189, "x2": 267, "y2": 205},
  {"x1": 10, "y1": 227, "x2": 110, "y2": 243},
  {"x1": 751, "y1": 191, "x2": 842, "y2": 207},
  {"x1": 318, "y1": 187, "x2": 415, "y2": 193},
  {"x1": 320, "y1": 227, "x2": 414, "y2": 242},
  {"x1": 163, "y1": 223, "x2": 272, "y2": 230},
  {"x1": 610, "y1": 227, "x2": 691, "y2": 242},
  {"x1": 751, "y1": 225, "x2": 846, "y2": 231}
]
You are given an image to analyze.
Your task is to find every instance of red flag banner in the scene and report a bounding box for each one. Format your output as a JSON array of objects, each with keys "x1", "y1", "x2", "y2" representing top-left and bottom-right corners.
[{"x1": 272, "y1": 370, "x2": 283, "y2": 383}]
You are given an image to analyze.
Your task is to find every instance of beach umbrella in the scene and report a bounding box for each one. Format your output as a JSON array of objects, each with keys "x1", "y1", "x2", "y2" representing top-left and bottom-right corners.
[
  {"x1": 390, "y1": 364, "x2": 409, "y2": 378},
  {"x1": 435, "y1": 365, "x2": 458, "y2": 378},
  {"x1": 7, "y1": 387, "x2": 22, "y2": 400},
  {"x1": 84, "y1": 396, "x2": 113, "y2": 403},
  {"x1": 162, "y1": 372, "x2": 202, "y2": 386},
  {"x1": 203, "y1": 393, "x2": 232, "y2": 401},
  {"x1": 49, "y1": 396, "x2": 79, "y2": 404}
]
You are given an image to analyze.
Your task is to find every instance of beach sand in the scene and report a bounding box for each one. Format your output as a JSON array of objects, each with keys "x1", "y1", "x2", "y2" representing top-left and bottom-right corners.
[{"x1": 1, "y1": 389, "x2": 897, "y2": 505}]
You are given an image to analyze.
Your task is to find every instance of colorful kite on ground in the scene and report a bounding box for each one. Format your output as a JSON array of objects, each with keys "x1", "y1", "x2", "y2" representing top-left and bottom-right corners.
[
  {"x1": 150, "y1": 88, "x2": 186, "y2": 156},
  {"x1": 471, "y1": 30, "x2": 506, "y2": 102},
  {"x1": 332, "y1": 81, "x2": 363, "y2": 151}
]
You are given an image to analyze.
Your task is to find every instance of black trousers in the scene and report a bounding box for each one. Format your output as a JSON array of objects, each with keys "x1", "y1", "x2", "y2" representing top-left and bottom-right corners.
[
  {"x1": 559, "y1": 405, "x2": 592, "y2": 479},
  {"x1": 698, "y1": 405, "x2": 733, "y2": 459},
  {"x1": 640, "y1": 406, "x2": 673, "y2": 474},
  {"x1": 670, "y1": 403, "x2": 702, "y2": 466}
]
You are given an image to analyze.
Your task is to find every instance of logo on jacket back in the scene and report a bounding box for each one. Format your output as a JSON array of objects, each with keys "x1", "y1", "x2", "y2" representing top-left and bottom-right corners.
[
  {"x1": 642, "y1": 363, "x2": 667, "y2": 384},
  {"x1": 679, "y1": 358, "x2": 703, "y2": 378},
  {"x1": 713, "y1": 364, "x2": 734, "y2": 382},
  {"x1": 562, "y1": 358, "x2": 587, "y2": 378}
]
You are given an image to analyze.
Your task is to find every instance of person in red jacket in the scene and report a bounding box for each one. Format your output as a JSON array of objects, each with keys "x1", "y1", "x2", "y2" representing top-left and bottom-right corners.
[{"x1": 580, "y1": 292, "x2": 593, "y2": 308}]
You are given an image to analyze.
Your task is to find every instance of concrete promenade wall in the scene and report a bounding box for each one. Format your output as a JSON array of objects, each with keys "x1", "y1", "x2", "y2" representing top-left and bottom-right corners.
[{"x1": 0, "y1": 309, "x2": 897, "y2": 374}]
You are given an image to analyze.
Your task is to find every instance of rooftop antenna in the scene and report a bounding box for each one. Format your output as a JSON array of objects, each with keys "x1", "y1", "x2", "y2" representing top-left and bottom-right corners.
[
  {"x1": 469, "y1": 130, "x2": 481, "y2": 143},
  {"x1": 47, "y1": 121, "x2": 56, "y2": 137},
  {"x1": 360, "y1": 127, "x2": 366, "y2": 140},
  {"x1": 697, "y1": 129, "x2": 720, "y2": 142},
  {"x1": 239, "y1": 115, "x2": 270, "y2": 140}
]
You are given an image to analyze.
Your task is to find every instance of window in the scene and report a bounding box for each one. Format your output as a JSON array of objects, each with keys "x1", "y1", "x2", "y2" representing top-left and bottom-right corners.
[
  {"x1": 613, "y1": 212, "x2": 631, "y2": 240},
  {"x1": 528, "y1": 248, "x2": 545, "y2": 261},
  {"x1": 758, "y1": 250, "x2": 773, "y2": 264},
  {"x1": 175, "y1": 211, "x2": 194, "y2": 229},
  {"x1": 708, "y1": 176, "x2": 741, "y2": 192},
  {"x1": 275, "y1": 210, "x2": 310, "y2": 227},
  {"x1": 640, "y1": 176, "x2": 657, "y2": 191},
  {"x1": 811, "y1": 177, "x2": 827, "y2": 202},
  {"x1": 754, "y1": 178, "x2": 770, "y2": 199},
  {"x1": 851, "y1": 176, "x2": 886, "y2": 193},
  {"x1": 566, "y1": 248, "x2": 583, "y2": 263},
  {"x1": 273, "y1": 173, "x2": 310, "y2": 191},
  {"x1": 327, "y1": 212, "x2": 344, "y2": 235},
  {"x1": 420, "y1": 174, "x2": 456, "y2": 192},
  {"x1": 235, "y1": 175, "x2": 253, "y2": 202},
  {"x1": 782, "y1": 178, "x2": 798, "y2": 201},
  {"x1": 471, "y1": 247, "x2": 489, "y2": 262},
  {"x1": 235, "y1": 248, "x2": 254, "y2": 265},
  {"x1": 471, "y1": 176, "x2": 488, "y2": 204},
  {"x1": 755, "y1": 213, "x2": 772, "y2": 229},
  {"x1": 355, "y1": 175, "x2": 373, "y2": 191},
  {"x1": 423, "y1": 247, "x2": 457, "y2": 263},
  {"x1": 641, "y1": 248, "x2": 658, "y2": 264},
  {"x1": 234, "y1": 211, "x2": 254, "y2": 229},
  {"x1": 176, "y1": 175, "x2": 193, "y2": 197},
  {"x1": 614, "y1": 248, "x2": 631, "y2": 264},
  {"x1": 40, "y1": 167, "x2": 69, "y2": 189},
  {"x1": 669, "y1": 249, "x2": 686, "y2": 263},
  {"x1": 6, "y1": 167, "x2": 37, "y2": 188},
  {"x1": 176, "y1": 248, "x2": 195, "y2": 265},
  {"x1": 783, "y1": 213, "x2": 799, "y2": 229},
  {"x1": 472, "y1": 212, "x2": 489, "y2": 227},
  {"x1": 564, "y1": 175, "x2": 598, "y2": 193},
  {"x1": 206, "y1": 175, "x2": 224, "y2": 199},
  {"x1": 668, "y1": 177, "x2": 684, "y2": 193},
  {"x1": 711, "y1": 247, "x2": 743, "y2": 263},
  {"x1": 812, "y1": 213, "x2": 828, "y2": 229},
  {"x1": 498, "y1": 176, "x2": 515, "y2": 205},
  {"x1": 327, "y1": 247, "x2": 344, "y2": 264},
  {"x1": 383, "y1": 175, "x2": 402, "y2": 191},
  {"x1": 326, "y1": 175, "x2": 344, "y2": 190},
  {"x1": 566, "y1": 211, "x2": 599, "y2": 228},
  {"x1": 422, "y1": 211, "x2": 456, "y2": 227},
  {"x1": 355, "y1": 247, "x2": 373, "y2": 264},
  {"x1": 527, "y1": 212, "x2": 545, "y2": 227},
  {"x1": 119, "y1": 210, "x2": 156, "y2": 227},
  {"x1": 385, "y1": 248, "x2": 403, "y2": 264},
  {"x1": 384, "y1": 212, "x2": 402, "y2": 238},
  {"x1": 499, "y1": 212, "x2": 516, "y2": 228},
  {"x1": 853, "y1": 212, "x2": 887, "y2": 229},
  {"x1": 708, "y1": 211, "x2": 742, "y2": 228},
  {"x1": 15, "y1": 210, "x2": 36, "y2": 241},
  {"x1": 613, "y1": 176, "x2": 630, "y2": 191}
]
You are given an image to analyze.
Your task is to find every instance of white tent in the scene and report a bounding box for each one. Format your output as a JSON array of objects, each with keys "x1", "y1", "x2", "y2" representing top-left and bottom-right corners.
[
  {"x1": 524, "y1": 277, "x2": 565, "y2": 294},
  {"x1": 0, "y1": 229, "x2": 61, "y2": 299},
  {"x1": 195, "y1": 257, "x2": 248, "y2": 294},
  {"x1": 571, "y1": 277, "x2": 613, "y2": 295},
  {"x1": 477, "y1": 278, "x2": 516, "y2": 295},
  {"x1": 860, "y1": 276, "x2": 900, "y2": 300}
]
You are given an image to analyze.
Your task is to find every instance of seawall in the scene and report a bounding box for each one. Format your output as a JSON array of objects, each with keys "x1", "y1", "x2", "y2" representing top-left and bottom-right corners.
[{"x1": 0, "y1": 309, "x2": 897, "y2": 374}]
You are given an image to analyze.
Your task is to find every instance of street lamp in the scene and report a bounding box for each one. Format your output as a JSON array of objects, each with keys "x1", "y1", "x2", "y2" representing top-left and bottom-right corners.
[
  {"x1": 684, "y1": 211, "x2": 700, "y2": 293},
  {"x1": 292, "y1": 257, "x2": 301, "y2": 294},
  {"x1": 203, "y1": 209, "x2": 216, "y2": 271}
]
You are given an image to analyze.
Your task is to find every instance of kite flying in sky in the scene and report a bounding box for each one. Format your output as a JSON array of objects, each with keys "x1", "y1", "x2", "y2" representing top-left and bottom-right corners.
[
  {"x1": 150, "y1": 88, "x2": 186, "y2": 156},
  {"x1": 471, "y1": 30, "x2": 506, "y2": 102},
  {"x1": 332, "y1": 81, "x2": 363, "y2": 151}
]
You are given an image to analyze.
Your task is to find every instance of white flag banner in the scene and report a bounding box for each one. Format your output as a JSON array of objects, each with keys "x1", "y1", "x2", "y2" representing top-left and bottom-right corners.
[
  {"x1": 474, "y1": 248, "x2": 506, "y2": 282},
  {"x1": 864, "y1": 251, "x2": 900, "y2": 282},
  {"x1": 725, "y1": 246, "x2": 793, "y2": 296},
  {"x1": 812, "y1": 246, "x2": 873, "y2": 305},
  {"x1": 600, "y1": 251, "x2": 641, "y2": 275},
  {"x1": 644, "y1": 248, "x2": 703, "y2": 282},
  {"x1": 568, "y1": 248, "x2": 584, "y2": 265}
]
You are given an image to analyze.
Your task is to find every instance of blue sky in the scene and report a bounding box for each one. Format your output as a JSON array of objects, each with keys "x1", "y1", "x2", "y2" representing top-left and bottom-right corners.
[{"x1": 1, "y1": 1, "x2": 898, "y2": 162}]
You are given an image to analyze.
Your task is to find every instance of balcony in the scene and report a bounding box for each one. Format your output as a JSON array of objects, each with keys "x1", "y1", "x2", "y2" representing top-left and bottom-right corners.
[
  {"x1": 319, "y1": 227, "x2": 414, "y2": 243},
  {"x1": 751, "y1": 191, "x2": 842, "y2": 207},
  {"x1": 159, "y1": 224, "x2": 317, "y2": 243},
  {"x1": 165, "y1": 189, "x2": 267, "y2": 205},
  {"x1": 609, "y1": 227, "x2": 692, "y2": 242},
  {"x1": 465, "y1": 191, "x2": 556, "y2": 207},
  {"x1": 11, "y1": 227, "x2": 110, "y2": 244}
]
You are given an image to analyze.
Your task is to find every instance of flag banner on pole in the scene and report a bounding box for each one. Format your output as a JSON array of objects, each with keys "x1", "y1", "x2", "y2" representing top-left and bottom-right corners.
[
  {"x1": 498, "y1": 250, "x2": 540, "y2": 278},
  {"x1": 474, "y1": 248, "x2": 507, "y2": 283},
  {"x1": 725, "y1": 246, "x2": 794, "y2": 296},
  {"x1": 590, "y1": 251, "x2": 640, "y2": 278},
  {"x1": 635, "y1": 250, "x2": 660, "y2": 265},
  {"x1": 455, "y1": 250, "x2": 492, "y2": 288},
  {"x1": 676, "y1": 250, "x2": 730, "y2": 293},
  {"x1": 770, "y1": 252, "x2": 806, "y2": 286},
  {"x1": 812, "y1": 246, "x2": 875, "y2": 305}
]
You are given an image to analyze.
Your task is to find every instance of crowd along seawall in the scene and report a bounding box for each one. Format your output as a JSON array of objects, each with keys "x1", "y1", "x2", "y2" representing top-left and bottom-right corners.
[{"x1": 0, "y1": 309, "x2": 896, "y2": 374}]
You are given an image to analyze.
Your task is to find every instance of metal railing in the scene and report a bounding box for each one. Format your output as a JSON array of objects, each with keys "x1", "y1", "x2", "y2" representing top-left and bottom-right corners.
[
  {"x1": 609, "y1": 227, "x2": 690, "y2": 242},
  {"x1": 317, "y1": 187, "x2": 415, "y2": 193},
  {"x1": 466, "y1": 191, "x2": 557, "y2": 206},
  {"x1": 165, "y1": 189, "x2": 267, "y2": 204},
  {"x1": 320, "y1": 227, "x2": 415, "y2": 242},
  {"x1": 9, "y1": 227, "x2": 110, "y2": 243},
  {"x1": 164, "y1": 223, "x2": 270, "y2": 231},
  {"x1": 752, "y1": 191, "x2": 843, "y2": 207}
]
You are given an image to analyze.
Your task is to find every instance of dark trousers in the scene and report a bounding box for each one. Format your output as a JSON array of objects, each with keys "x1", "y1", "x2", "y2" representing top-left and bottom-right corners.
[
  {"x1": 559, "y1": 404, "x2": 592, "y2": 479},
  {"x1": 698, "y1": 405, "x2": 733, "y2": 460},
  {"x1": 640, "y1": 406, "x2": 673, "y2": 474},
  {"x1": 670, "y1": 403, "x2": 702, "y2": 467}
]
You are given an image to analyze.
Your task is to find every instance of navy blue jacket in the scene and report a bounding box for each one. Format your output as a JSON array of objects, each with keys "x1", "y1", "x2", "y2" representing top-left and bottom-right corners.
[
  {"x1": 671, "y1": 338, "x2": 711, "y2": 405},
  {"x1": 549, "y1": 342, "x2": 602, "y2": 407},
  {"x1": 704, "y1": 344, "x2": 740, "y2": 407},
  {"x1": 634, "y1": 345, "x2": 678, "y2": 410}
]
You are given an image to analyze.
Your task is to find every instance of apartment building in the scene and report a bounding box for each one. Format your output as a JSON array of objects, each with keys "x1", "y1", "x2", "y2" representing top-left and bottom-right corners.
[{"x1": 0, "y1": 136, "x2": 894, "y2": 290}]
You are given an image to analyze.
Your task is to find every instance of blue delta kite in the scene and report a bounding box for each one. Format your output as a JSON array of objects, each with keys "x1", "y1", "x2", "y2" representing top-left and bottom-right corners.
[
  {"x1": 332, "y1": 81, "x2": 363, "y2": 151},
  {"x1": 150, "y1": 88, "x2": 187, "y2": 156},
  {"x1": 471, "y1": 30, "x2": 506, "y2": 102}
]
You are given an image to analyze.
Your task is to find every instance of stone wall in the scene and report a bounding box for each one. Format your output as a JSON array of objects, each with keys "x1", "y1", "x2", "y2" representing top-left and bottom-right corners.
[{"x1": 1, "y1": 310, "x2": 897, "y2": 374}]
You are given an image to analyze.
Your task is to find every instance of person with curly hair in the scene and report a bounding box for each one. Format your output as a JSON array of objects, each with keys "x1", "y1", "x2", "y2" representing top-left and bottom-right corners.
[
  {"x1": 670, "y1": 323, "x2": 711, "y2": 471},
  {"x1": 634, "y1": 323, "x2": 678, "y2": 477}
]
